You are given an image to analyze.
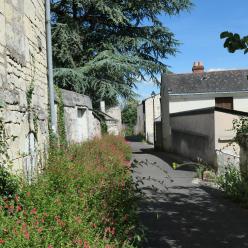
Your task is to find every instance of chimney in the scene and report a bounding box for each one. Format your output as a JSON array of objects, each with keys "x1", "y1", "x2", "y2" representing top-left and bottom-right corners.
[
  {"x1": 100, "y1": 101, "x2": 106, "y2": 113},
  {"x1": 192, "y1": 61, "x2": 204, "y2": 74}
]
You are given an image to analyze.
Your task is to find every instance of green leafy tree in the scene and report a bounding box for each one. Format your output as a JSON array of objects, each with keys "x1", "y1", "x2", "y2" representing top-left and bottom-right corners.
[
  {"x1": 122, "y1": 98, "x2": 138, "y2": 135},
  {"x1": 51, "y1": 0, "x2": 192, "y2": 107},
  {"x1": 220, "y1": 31, "x2": 248, "y2": 54}
]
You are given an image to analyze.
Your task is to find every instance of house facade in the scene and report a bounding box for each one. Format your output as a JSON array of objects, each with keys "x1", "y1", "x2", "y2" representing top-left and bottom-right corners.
[
  {"x1": 158, "y1": 62, "x2": 248, "y2": 170},
  {"x1": 0, "y1": 0, "x2": 49, "y2": 179},
  {"x1": 137, "y1": 62, "x2": 248, "y2": 144}
]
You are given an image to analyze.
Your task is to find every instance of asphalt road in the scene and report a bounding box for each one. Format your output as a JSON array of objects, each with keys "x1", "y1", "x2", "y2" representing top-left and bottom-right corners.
[{"x1": 130, "y1": 141, "x2": 248, "y2": 248}]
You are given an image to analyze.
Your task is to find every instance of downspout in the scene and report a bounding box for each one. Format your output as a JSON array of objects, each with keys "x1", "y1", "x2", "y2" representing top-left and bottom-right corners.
[{"x1": 45, "y1": 0, "x2": 57, "y2": 134}]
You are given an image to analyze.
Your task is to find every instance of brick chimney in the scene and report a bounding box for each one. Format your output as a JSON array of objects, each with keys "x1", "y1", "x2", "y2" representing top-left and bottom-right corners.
[{"x1": 192, "y1": 61, "x2": 204, "y2": 74}]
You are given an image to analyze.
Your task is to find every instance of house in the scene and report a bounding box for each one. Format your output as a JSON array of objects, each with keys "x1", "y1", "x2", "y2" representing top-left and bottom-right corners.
[
  {"x1": 137, "y1": 62, "x2": 248, "y2": 144},
  {"x1": 158, "y1": 62, "x2": 248, "y2": 170},
  {"x1": 0, "y1": 0, "x2": 49, "y2": 179}
]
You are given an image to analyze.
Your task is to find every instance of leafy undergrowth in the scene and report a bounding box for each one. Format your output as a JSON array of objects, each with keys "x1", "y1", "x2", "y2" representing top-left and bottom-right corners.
[
  {"x1": 217, "y1": 166, "x2": 248, "y2": 208},
  {"x1": 0, "y1": 135, "x2": 140, "y2": 247}
]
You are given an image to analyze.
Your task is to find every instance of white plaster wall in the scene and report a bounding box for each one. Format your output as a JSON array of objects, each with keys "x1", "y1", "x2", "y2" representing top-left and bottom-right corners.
[
  {"x1": 169, "y1": 99, "x2": 215, "y2": 113},
  {"x1": 144, "y1": 95, "x2": 160, "y2": 144},
  {"x1": 233, "y1": 97, "x2": 248, "y2": 112}
]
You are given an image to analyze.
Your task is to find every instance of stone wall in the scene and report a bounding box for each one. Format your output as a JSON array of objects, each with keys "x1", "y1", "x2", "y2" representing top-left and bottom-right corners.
[
  {"x1": 106, "y1": 106, "x2": 122, "y2": 135},
  {"x1": 0, "y1": 0, "x2": 49, "y2": 179}
]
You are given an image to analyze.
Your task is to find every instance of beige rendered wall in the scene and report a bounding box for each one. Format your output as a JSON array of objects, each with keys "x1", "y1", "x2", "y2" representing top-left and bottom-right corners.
[
  {"x1": 214, "y1": 111, "x2": 240, "y2": 172},
  {"x1": 0, "y1": 0, "x2": 49, "y2": 176}
]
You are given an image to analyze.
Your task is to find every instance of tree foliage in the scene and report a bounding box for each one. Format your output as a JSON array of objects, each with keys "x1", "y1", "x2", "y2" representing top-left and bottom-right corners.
[
  {"x1": 51, "y1": 0, "x2": 192, "y2": 106},
  {"x1": 122, "y1": 98, "x2": 138, "y2": 130},
  {"x1": 220, "y1": 31, "x2": 248, "y2": 54}
]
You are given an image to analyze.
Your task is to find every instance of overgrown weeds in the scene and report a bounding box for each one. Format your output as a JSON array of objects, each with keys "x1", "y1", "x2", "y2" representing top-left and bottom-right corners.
[
  {"x1": 0, "y1": 135, "x2": 140, "y2": 247},
  {"x1": 217, "y1": 165, "x2": 248, "y2": 208}
]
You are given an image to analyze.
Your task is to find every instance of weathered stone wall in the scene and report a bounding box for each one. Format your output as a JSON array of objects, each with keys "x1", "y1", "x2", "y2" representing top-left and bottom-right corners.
[
  {"x1": 106, "y1": 106, "x2": 122, "y2": 135},
  {"x1": 0, "y1": 0, "x2": 49, "y2": 178}
]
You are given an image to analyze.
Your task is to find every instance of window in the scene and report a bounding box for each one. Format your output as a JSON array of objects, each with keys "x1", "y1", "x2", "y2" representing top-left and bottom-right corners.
[{"x1": 215, "y1": 97, "x2": 233, "y2": 110}]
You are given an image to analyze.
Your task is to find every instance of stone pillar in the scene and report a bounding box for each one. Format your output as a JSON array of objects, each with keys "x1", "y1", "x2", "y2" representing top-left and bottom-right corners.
[{"x1": 161, "y1": 75, "x2": 172, "y2": 151}]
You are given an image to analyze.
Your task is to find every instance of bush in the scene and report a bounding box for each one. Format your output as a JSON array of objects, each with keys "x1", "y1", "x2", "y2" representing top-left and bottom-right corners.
[
  {"x1": 217, "y1": 166, "x2": 248, "y2": 207},
  {"x1": 0, "y1": 167, "x2": 19, "y2": 198},
  {"x1": 0, "y1": 135, "x2": 139, "y2": 247}
]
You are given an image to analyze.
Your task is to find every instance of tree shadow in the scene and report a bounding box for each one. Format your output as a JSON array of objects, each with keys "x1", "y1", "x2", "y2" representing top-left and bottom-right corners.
[
  {"x1": 131, "y1": 152, "x2": 248, "y2": 248},
  {"x1": 133, "y1": 147, "x2": 197, "y2": 172}
]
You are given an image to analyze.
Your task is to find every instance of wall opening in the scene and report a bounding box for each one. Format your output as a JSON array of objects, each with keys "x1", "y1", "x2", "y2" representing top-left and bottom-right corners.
[{"x1": 76, "y1": 108, "x2": 89, "y2": 142}]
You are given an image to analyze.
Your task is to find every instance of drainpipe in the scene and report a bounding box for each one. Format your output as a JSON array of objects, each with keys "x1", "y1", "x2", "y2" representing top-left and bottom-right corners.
[{"x1": 45, "y1": 0, "x2": 57, "y2": 134}]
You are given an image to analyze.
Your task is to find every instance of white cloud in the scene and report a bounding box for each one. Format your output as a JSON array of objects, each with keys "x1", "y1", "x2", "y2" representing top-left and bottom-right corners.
[{"x1": 207, "y1": 68, "x2": 236, "y2": 72}]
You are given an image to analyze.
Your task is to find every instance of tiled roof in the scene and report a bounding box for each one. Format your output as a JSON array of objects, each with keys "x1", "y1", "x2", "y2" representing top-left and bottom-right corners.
[{"x1": 163, "y1": 69, "x2": 248, "y2": 94}]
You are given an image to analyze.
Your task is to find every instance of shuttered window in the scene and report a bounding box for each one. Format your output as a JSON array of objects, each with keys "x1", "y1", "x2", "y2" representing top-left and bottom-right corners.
[{"x1": 215, "y1": 97, "x2": 233, "y2": 110}]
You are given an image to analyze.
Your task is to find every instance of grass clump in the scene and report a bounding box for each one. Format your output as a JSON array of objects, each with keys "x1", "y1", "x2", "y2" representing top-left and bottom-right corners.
[{"x1": 0, "y1": 135, "x2": 139, "y2": 247}]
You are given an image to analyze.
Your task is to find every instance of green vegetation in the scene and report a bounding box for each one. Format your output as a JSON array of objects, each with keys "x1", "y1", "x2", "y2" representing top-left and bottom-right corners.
[
  {"x1": 220, "y1": 31, "x2": 248, "y2": 54},
  {"x1": 122, "y1": 99, "x2": 138, "y2": 136},
  {"x1": 217, "y1": 117, "x2": 248, "y2": 207},
  {"x1": 51, "y1": 0, "x2": 192, "y2": 106},
  {"x1": 217, "y1": 166, "x2": 248, "y2": 207},
  {"x1": 0, "y1": 135, "x2": 140, "y2": 247}
]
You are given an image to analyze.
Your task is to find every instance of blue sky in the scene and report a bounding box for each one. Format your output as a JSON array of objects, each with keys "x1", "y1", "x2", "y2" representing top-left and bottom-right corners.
[{"x1": 135, "y1": 0, "x2": 248, "y2": 100}]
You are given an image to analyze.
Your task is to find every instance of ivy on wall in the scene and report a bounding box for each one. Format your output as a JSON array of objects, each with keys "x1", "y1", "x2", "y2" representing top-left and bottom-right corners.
[{"x1": 55, "y1": 86, "x2": 67, "y2": 146}]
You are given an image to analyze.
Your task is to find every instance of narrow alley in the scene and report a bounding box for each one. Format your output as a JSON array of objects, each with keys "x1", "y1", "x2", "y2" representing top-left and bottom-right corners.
[{"x1": 131, "y1": 141, "x2": 248, "y2": 248}]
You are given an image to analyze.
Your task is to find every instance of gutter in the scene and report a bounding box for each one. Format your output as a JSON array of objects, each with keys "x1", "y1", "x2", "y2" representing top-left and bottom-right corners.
[{"x1": 45, "y1": 0, "x2": 57, "y2": 134}]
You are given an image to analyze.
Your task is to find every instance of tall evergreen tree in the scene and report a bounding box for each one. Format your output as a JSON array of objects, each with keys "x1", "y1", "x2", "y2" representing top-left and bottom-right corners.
[{"x1": 51, "y1": 0, "x2": 191, "y2": 107}]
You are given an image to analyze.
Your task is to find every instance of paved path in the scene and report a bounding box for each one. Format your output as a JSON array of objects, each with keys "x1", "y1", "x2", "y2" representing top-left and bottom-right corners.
[{"x1": 131, "y1": 141, "x2": 248, "y2": 248}]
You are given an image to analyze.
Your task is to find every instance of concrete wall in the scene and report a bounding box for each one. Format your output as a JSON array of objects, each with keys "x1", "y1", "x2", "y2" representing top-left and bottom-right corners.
[
  {"x1": 170, "y1": 112, "x2": 216, "y2": 166},
  {"x1": 61, "y1": 89, "x2": 101, "y2": 144},
  {"x1": 0, "y1": 0, "x2": 49, "y2": 178}
]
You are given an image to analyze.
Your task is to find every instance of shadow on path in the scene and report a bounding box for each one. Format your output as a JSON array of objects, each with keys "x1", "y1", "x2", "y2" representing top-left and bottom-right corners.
[{"x1": 130, "y1": 141, "x2": 248, "y2": 248}]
